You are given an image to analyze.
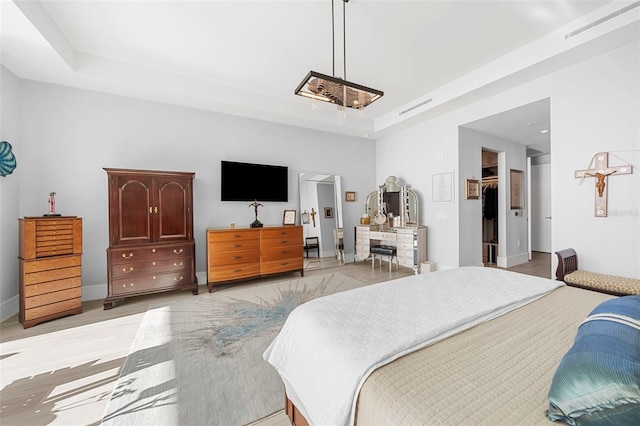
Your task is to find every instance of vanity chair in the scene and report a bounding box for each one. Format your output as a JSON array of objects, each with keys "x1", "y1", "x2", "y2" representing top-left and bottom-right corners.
[
  {"x1": 370, "y1": 245, "x2": 398, "y2": 271},
  {"x1": 355, "y1": 176, "x2": 427, "y2": 274}
]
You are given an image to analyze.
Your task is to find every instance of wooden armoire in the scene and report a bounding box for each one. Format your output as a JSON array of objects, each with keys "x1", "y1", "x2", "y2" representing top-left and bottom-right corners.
[{"x1": 103, "y1": 168, "x2": 198, "y2": 309}]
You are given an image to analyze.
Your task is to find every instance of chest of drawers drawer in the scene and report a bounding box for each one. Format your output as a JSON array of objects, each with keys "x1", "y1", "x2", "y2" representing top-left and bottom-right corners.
[
  {"x1": 111, "y1": 271, "x2": 192, "y2": 296},
  {"x1": 110, "y1": 243, "x2": 193, "y2": 264}
]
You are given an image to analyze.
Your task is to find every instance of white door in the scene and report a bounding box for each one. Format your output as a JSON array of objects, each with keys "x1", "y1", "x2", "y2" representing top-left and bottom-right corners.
[{"x1": 530, "y1": 163, "x2": 551, "y2": 253}]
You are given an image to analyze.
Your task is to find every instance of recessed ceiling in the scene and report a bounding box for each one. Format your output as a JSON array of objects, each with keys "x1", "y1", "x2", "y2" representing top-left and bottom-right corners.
[{"x1": 1, "y1": 0, "x2": 636, "y2": 141}]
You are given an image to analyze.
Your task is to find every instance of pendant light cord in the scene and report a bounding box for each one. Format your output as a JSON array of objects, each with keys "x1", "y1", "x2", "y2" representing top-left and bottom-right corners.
[
  {"x1": 343, "y1": 0, "x2": 347, "y2": 80},
  {"x1": 331, "y1": 0, "x2": 335, "y2": 77},
  {"x1": 331, "y1": 0, "x2": 348, "y2": 80}
]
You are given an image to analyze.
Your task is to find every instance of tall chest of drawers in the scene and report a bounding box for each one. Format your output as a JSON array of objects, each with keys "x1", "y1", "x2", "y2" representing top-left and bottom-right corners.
[
  {"x1": 19, "y1": 216, "x2": 83, "y2": 328},
  {"x1": 206, "y1": 226, "x2": 303, "y2": 291}
]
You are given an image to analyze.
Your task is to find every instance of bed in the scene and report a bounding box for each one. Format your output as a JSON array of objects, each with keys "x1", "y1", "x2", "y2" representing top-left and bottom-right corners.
[{"x1": 263, "y1": 267, "x2": 640, "y2": 426}]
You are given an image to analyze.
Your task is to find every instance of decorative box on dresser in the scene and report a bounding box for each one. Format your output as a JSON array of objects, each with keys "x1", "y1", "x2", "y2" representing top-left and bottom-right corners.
[
  {"x1": 207, "y1": 226, "x2": 303, "y2": 291},
  {"x1": 354, "y1": 225, "x2": 427, "y2": 274},
  {"x1": 19, "y1": 216, "x2": 83, "y2": 328},
  {"x1": 104, "y1": 168, "x2": 198, "y2": 309}
]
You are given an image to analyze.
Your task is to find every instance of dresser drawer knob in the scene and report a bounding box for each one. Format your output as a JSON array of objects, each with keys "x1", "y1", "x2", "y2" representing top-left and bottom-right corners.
[
  {"x1": 173, "y1": 261, "x2": 184, "y2": 267},
  {"x1": 174, "y1": 276, "x2": 184, "y2": 282},
  {"x1": 122, "y1": 283, "x2": 134, "y2": 288},
  {"x1": 122, "y1": 267, "x2": 134, "y2": 273},
  {"x1": 173, "y1": 248, "x2": 183, "y2": 254},
  {"x1": 122, "y1": 253, "x2": 134, "y2": 259},
  {"x1": 152, "y1": 249, "x2": 156, "y2": 253}
]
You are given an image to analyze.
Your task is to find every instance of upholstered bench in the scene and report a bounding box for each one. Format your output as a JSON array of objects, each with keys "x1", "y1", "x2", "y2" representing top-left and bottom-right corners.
[
  {"x1": 555, "y1": 248, "x2": 640, "y2": 296},
  {"x1": 370, "y1": 245, "x2": 398, "y2": 272}
]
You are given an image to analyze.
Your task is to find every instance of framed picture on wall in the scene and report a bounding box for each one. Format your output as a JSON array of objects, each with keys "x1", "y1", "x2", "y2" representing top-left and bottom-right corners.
[
  {"x1": 324, "y1": 207, "x2": 333, "y2": 219},
  {"x1": 345, "y1": 191, "x2": 356, "y2": 202},
  {"x1": 465, "y1": 179, "x2": 480, "y2": 200},
  {"x1": 510, "y1": 169, "x2": 523, "y2": 209},
  {"x1": 283, "y1": 209, "x2": 296, "y2": 225}
]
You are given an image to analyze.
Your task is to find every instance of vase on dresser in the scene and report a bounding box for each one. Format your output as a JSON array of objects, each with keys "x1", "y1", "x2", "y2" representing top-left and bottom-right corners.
[{"x1": 103, "y1": 168, "x2": 198, "y2": 309}]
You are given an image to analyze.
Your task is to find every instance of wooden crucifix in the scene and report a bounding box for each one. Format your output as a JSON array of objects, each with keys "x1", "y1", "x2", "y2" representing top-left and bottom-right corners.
[
  {"x1": 575, "y1": 152, "x2": 632, "y2": 217},
  {"x1": 310, "y1": 207, "x2": 317, "y2": 227}
]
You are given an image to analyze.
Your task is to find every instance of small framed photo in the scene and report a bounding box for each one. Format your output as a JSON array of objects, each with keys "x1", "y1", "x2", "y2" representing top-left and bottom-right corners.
[
  {"x1": 345, "y1": 191, "x2": 356, "y2": 202},
  {"x1": 283, "y1": 209, "x2": 296, "y2": 226},
  {"x1": 324, "y1": 207, "x2": 333, "y2": 219},
  {"x1": 301, "y1": 211, "x2": 310, "y2": 224},
  {"x1": 465, "y1": 179, "x2": 480, "y2": 200}
]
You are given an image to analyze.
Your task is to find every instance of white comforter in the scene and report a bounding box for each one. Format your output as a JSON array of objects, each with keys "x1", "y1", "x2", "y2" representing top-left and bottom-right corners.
[{"x1": 263, "y1": 267, "x2": 562, "y2": 426}]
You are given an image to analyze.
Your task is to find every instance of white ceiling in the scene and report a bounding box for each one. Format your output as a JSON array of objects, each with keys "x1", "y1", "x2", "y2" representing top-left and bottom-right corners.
[{"x1": 2, "y1": 0, "x2": 638, "y2": 152}]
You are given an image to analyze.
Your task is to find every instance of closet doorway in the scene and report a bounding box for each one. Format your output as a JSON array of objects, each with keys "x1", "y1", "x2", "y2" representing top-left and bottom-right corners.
[{"x1": 482, "y1": 149, "x2": 499, "y2": 265}]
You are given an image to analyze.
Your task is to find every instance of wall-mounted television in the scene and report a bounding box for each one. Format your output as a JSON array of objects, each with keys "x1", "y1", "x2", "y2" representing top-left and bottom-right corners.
[{"x1": 221, "y1": 161, "x2": 288, "y2": 202}]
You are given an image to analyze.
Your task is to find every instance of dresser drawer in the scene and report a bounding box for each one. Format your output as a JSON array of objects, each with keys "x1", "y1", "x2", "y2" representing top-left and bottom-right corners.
[
  {"x1": 396, "y1": 233, "x2": 415, "y2": 243},
  {"x1": 208, "y1": 250, "x2": 260, "y2": 266},
  {"x1": 24, "y1": 287, "x2": 82, "y2": 309},
  {"x1": 22, "y1": 255, "x2": 81, "y2": 273},
  {"x1": 369, "y1": 231, "x2": 397, "y2": 241},
  {"x1": 261, "y1": 227, "x2": 302, "y2": 240},
  {"x1": 261, "y1": 258, "x2": 303, "y2": 275},
  {"x1": 24, "y1": 276, "x2": 81, "y2": 297},
  {"x1": 208, "y1": 263, "x2": 261, "y2": 282},
  {"x1": 397, "y1": 241, "x2": 415, "y2": 251},
  {"x1": 110, "y1": 243, "x2": 193, "y2": 264},
  {"x1": 261, "y1": 246, "x2": 302, "y2": 262},
  {"x1": 111, "y1": 258, "x2": 192, "y2": 279},
  {"x1": 111, "y1": 271, "x2": 193, "y2": 295},
  {"x1": 208, "y1": 238, "x2": 260, "y2": 253},
  {"x1": 398, "y1": 257, "x2": 415, "y2": 268},
  {"x1": 356, "y1": 230, "x2": 370, "y2": 239},
  {"x1": 207, "y1": 229, "x2": 259, "y2": 243},
  {"x1": 24, "y1": 266, "x2": 81, "y2": 286},
  {"x1": 23, "y1": 298, "x2": 82, "y2": 322},
  {"x1": 261, "y1": 237, "x2": 302, "y2": 248}
]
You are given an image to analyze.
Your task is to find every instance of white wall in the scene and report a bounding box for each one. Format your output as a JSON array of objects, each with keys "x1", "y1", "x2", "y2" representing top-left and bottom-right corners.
[
  {"x1": 0, "y1": 67, "x2": 21, "y2": 318},
  {"x1": 550, "y1": 41, "x2": 639, "y2": 278},
  {"x1": 0, "y1": 77, "x2": 376, "y2": 318},
  {"x1": 377, "y1": 41, "x2": 639, "y2": 276}
]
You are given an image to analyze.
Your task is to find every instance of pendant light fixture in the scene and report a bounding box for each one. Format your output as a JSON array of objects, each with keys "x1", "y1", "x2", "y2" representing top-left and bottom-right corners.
[{"x1": 295, "y1": 0, "x2": 383, "y2": 113}]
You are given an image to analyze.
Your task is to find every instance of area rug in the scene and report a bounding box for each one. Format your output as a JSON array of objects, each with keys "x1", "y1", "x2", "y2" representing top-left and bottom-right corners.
[{"x1": 101, "y1": 272, "x2": 367, "y2": 426}]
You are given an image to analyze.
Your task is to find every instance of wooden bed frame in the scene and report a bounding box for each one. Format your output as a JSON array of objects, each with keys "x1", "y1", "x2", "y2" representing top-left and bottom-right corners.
[{"x1": 285, "y1": 395, "x2": 309, "y2": 426}]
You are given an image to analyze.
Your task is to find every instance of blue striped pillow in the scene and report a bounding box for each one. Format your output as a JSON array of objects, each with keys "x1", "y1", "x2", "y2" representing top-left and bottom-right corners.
[{"x1": 547, "y1": 295, "x2": 640, "y2": 425}]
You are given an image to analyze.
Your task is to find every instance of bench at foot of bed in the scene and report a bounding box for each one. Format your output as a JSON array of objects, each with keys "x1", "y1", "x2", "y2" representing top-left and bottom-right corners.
[{"x1": 555, "y1": 248, "x2": 640, "y2": 296}]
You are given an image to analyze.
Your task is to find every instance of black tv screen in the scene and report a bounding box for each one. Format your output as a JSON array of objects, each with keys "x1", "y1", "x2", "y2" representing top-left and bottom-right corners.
[{"x1": 221, "y1": 161, "x2": 288, "y2": 202}]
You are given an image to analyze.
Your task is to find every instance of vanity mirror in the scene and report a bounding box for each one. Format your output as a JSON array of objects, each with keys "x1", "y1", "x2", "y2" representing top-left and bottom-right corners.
[
  {"x1": 365, "y1": 176, "x2": 419, "y2": 227},
  {"x1": 299, "y1": 173, "x2": 344, "y2": 262}
]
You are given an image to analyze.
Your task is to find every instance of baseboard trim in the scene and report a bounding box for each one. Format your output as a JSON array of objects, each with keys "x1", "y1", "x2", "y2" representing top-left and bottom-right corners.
[
  {"x1": 1, "y1": 271, "x2": 209, "y2": 322},
  {"x1": 1, "y1": 295, "x2": 19, "y2": 322}
]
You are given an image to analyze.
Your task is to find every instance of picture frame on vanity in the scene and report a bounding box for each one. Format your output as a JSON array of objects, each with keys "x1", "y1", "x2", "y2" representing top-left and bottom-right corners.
[
  {"x1": 465, "y1": 179, "x2": 480, "y2": 200},
  {"x1": 283, "y1": 209, "x2": 296, "y2": 226},
  {"x1": 324, "y1": 207, "x2": 333, "y2": 219},
  {"x1": 345, "y1": 191, "x2": 356, "y2": 202}
]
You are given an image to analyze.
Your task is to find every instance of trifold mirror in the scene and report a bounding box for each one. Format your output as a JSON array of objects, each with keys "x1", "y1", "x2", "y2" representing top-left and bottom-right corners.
[
  {"x1": 299, "y1": 173, "x2": 344, "y2": 262},
  {"x1": 365, "y1": 176, "x2": 418, "y2": 227}
]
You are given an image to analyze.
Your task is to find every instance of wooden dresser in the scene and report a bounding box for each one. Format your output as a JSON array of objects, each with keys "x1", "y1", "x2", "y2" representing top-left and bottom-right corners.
[
  {"x1": 206, "y1": 226, "x2": 303, "y2": 291},
  {"x1": 19, "y1": 216, "x2": 83, "y2": 328},
  {"x1": 104, "y1": 168, "x2": 198, "y2": 309}
]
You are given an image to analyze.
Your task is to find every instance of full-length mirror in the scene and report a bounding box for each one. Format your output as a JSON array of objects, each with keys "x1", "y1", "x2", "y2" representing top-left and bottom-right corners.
[
  {"x1": 365, "y1": 176, "x2": 418, "y2": 227},
  {"x1": 299, "y1": 173, "x2": 344, "y2": 263}
]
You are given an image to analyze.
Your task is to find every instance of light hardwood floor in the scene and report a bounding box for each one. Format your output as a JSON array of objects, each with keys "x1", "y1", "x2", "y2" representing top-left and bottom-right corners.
[{"x1": 0, "y1": 253, "x2": 551, "y2": 426}]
